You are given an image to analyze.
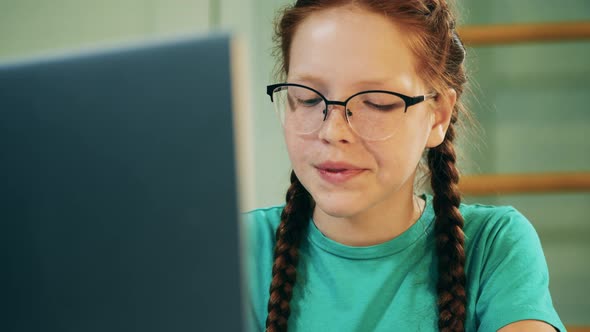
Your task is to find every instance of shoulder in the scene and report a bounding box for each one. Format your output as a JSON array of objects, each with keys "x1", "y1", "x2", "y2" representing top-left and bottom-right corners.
[
  {"x1": 460, "y1": 200, "x2": 529, "y2": 230},
  {"x1": 459, "y1": 201, "x2": 538, "y2": 253},
  {"x1": 244, "y1": 205, "x2": 284, "y2": 225},
  {"x1": 456, "y1": 201, "x2": 565, "y2": 331},
  {"x1": 241, "y1": 206, "x2": 284, "y2": 332},
  {"x1": 241, "y1": 205, "x2": 285, "y2": 257},
  {"x1": 242, "y1": 205, "x2": 284, "y2": 239},
  {"x1": 459, "y1": 201, "x2": 544, "y2": 283}
]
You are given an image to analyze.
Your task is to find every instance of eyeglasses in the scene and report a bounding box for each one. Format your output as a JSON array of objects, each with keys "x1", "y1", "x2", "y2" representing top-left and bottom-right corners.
[{"x1": 266, "y1": 83, "x2": 437, "y2": 141}]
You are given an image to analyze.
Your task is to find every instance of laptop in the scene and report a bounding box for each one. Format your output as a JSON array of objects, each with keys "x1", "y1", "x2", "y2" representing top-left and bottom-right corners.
[{"x1": 0, "y1": 33, "x2": 251, "y2": 332}]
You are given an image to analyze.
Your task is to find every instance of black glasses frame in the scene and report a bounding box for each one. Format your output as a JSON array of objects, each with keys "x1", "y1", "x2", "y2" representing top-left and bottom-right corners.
[{"x1": 266, "y1": 82, "x2": 437, "y2": 119}]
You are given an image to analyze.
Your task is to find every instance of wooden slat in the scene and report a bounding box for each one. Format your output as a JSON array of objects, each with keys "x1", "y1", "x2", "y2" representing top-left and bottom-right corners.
[
  {"x1": 566, "y1": 327, "x2": 590, "y2": 332},
  {"x1": 459, "y1": 171, "x2": 590, "y2": 196},
  {"x1": 457, "y1": 21, "x2": 590, "y2": 45}
]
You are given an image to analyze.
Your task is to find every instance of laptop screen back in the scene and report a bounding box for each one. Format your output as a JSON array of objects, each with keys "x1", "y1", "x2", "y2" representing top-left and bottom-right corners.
[{"x1": 0, "y1": 34, "x2": 245, "y2": 332}]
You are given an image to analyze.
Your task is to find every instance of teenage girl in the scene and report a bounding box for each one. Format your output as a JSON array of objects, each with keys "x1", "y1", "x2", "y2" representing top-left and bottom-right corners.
[{"x1": 244, "y1": 1, "x2": 565, "y2": 331}]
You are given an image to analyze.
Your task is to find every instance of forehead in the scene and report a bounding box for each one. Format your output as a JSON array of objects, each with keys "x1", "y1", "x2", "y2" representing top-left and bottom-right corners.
[{"x1": 288, "y1": 5, "x2": 420, "y2": 93}]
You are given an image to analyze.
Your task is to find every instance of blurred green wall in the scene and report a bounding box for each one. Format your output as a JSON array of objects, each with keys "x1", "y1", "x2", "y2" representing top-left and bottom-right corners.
[
  {"x1": 459, "y1": 0, "x2": 590, "y2": 325},
  {"x1": 1, "y1": 0, "x2": 588, "y2": 326},
  {"x1": 0, "y1": 0, "x2": 212, "y2": 59}
]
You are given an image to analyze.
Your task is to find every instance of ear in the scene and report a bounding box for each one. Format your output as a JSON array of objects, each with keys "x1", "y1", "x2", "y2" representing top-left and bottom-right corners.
[{"x1": 426, "y1": 88, "x2": 456, "y2": 148}]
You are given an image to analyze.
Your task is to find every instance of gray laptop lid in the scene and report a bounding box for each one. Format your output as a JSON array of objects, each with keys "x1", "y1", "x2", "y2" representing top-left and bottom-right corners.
[{"x1": 0, "y1": 34, "x2": 244, "y2": 332}]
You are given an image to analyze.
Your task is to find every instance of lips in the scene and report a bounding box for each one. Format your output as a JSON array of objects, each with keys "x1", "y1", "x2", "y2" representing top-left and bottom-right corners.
[{"x1": 315, "y1": 161, "x2": 366, "y2": 184}]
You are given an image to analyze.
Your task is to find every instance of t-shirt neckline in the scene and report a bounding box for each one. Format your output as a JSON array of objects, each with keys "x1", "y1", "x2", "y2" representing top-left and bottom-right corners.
[{"x1": 307, "y1": 193, "x2": 435, "y2": 260}]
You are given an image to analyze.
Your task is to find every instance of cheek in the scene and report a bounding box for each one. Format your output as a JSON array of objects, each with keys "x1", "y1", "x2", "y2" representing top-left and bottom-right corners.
[
  {"x1": 284, "y1": 132, "x2": 318, "y2": 194},
  {"x1": 400, "y1": 111, "x2": 432, "y2": 156},
  {"x1": 369, "y1": 124, "x2": 429, "y2": 179},
  {"x1": 284, "y1": 131, "x2": 309, "y2": 167},
  {"x1": 368, "y1": 144, "x2": 406, "y2": 180}
]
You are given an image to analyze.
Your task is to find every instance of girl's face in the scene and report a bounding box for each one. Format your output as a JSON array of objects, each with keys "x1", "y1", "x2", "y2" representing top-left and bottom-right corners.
[{"x1": 285, "y1": 5, "x2": 453, "y2": 220}]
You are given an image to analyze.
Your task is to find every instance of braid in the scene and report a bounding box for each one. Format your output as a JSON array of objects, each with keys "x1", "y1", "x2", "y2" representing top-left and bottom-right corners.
[
  {"x1": 428, "y1": 116, "x2": 467, "y2": 332},
  {"x1": 427, "y1": 5, "x2": 468, "y2": 329},
  {"x1": 265, "y1": 171, "x2": 311, "y2": 332},
  {"x1": 423, "y1": 4, "x2": 468, "y2": 330}
]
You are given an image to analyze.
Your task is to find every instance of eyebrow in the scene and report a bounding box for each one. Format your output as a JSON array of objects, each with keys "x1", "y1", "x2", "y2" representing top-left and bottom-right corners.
[
  {"x1": 287, "y1": 74, "x2": 324, "y2": 85},
  {"x1": 288, "y1": 74, "x2": 395, "y2": 89}
]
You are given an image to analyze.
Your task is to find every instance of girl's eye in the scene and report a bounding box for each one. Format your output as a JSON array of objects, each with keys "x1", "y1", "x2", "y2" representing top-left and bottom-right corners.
[
  {"x1": 364, "y1": 101, "x2": 403, "y2": 112},
  {"x1": 297, "y1": 98, "x2": 322, "y2": 107}
]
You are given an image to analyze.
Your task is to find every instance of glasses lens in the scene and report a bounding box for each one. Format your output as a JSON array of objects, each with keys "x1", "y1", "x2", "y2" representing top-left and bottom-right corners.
[
  {"x1": 347, "y1": 92, "x2": 407, "y2": 140},
  {"x1": 272, "y1": 85, "x2": 325, "y2": 134}
]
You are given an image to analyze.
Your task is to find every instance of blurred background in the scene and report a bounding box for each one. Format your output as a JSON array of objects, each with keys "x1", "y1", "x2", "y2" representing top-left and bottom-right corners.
[{"x1": 1, "y1": 0, "x2": 588, "y2": 327}]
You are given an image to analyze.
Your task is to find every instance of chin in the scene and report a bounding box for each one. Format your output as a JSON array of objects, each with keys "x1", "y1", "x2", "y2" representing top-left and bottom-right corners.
[{"x1": 312, "y1": 193, "x2": 367, "y2": 219}]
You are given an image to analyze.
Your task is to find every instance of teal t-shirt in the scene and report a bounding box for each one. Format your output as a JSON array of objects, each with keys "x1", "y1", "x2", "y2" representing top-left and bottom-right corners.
[{"x1": 243, "y1": 194, "x2": 565, "y2": 332}]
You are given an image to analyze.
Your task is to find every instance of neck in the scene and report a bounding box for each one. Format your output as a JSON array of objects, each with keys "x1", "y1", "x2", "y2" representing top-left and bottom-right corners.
[{"x1": 312, "y1": 191, "x2": 425, "y2": 247}]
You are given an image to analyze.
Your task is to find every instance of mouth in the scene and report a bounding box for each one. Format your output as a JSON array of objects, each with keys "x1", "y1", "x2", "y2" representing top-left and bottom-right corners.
[
  {"x1": 322, "y1": 167, "x2": 351, "y2": 173},
  {"x1": 315, "y1": 162, "x2": 366, "y2": 184}
]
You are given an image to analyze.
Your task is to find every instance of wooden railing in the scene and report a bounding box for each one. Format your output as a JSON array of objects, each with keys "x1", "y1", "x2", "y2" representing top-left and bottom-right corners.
[
  {"x1": 457, "y1": 21, "x2": 590, "y2": 45},
  {"x1": 567, "y1": 327, "x2": 590, "y2": 332},
  {"x1": 459, "y1": 171, "x2": 590, "y2": 196}
]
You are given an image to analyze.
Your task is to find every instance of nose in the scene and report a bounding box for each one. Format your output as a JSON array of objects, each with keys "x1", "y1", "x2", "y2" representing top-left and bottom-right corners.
[{"x1": 317, "y1": 104, "x2": 356, "y2": 144}]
